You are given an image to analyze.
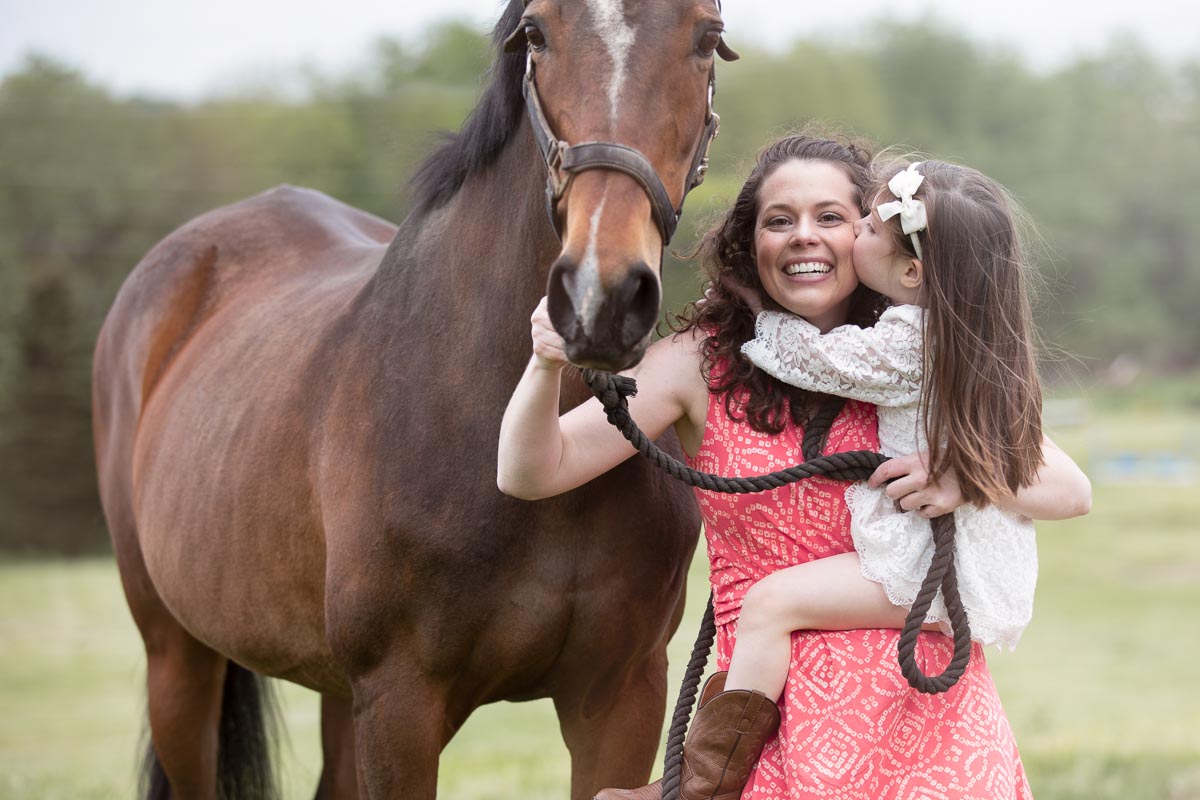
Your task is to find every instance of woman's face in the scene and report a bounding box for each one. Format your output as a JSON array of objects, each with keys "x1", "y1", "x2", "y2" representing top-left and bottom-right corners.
[{"x1": 753, "y1": 159, "x2": 860, "y2": 332}]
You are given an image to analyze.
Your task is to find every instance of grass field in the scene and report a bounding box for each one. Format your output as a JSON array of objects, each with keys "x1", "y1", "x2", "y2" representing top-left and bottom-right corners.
[{"x1": 2, "y1": 403, "x2": 1199, "y2": 799}]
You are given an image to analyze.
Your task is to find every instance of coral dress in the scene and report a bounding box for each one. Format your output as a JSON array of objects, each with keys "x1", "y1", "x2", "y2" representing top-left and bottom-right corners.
[{"x1": 687, "y1": 392, "x2": 1033, "y2": 800}]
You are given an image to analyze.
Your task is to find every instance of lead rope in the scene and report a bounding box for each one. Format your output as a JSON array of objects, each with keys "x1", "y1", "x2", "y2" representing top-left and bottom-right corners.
[{"x1": 579, "y1": 370, "x2": 972, "y2": 800}]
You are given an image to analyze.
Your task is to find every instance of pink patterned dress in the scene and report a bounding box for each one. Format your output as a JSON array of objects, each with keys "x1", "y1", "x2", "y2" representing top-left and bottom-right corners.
[{"x1": 687, "y1": 391, "x2": 1033, "y2": 800}]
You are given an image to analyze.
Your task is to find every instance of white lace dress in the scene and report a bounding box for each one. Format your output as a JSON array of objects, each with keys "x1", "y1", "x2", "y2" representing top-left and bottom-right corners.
[{"x1": 740, "y1": 304, "x2": 1037, "y2": 650}]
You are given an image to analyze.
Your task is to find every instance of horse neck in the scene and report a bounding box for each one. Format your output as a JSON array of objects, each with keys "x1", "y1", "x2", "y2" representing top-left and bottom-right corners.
[{"x1": 368, "y1": 123, "x2": 561, "y2": 374}]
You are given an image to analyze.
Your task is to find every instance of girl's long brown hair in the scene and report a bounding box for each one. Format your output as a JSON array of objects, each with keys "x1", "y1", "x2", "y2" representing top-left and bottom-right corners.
[
  {"x1": 877, "y1": 159, "x2": 1044, "y2": 504},
  {"x1": 671, "y1": 132, "x2": 888, "y2": 433}
]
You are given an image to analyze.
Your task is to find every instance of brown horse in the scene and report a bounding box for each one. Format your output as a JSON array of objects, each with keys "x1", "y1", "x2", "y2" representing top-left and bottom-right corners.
[{"x1": 92, "y1": 1, "x2": 737, "y2": 797}]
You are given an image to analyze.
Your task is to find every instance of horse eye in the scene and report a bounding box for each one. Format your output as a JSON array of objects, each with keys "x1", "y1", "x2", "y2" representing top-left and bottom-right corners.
[
  {"x1": 698, "y1": 30, "x2": 721, "y2": 57},
  {"x1": 525, "y1": 24, "x2": 547, "y2": 51}
]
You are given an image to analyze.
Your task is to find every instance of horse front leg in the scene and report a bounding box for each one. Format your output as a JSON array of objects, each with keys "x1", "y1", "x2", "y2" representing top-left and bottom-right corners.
[
  {"x1": 554, "y1": 652, "x2": 670, "y2": 800},
  {"x1": 345, "y1": 661, "x2": 448, "y2": 799},
  {"x1": 315, "y1": 692, "x2": 358, "y2": 799},
  {"x1": 325, "y1": 536, "x2": 453, "y2": 798}
]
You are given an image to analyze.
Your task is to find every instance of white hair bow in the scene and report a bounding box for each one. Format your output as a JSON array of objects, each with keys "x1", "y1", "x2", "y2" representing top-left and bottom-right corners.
[{"x1": 877, "y1": 162, "x2": 927, "y2": 259}]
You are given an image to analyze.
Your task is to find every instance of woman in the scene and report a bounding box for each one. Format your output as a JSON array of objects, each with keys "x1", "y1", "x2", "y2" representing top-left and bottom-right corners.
[{"x1": 497, "y1": 134, "x2": 1091, "y2": 799}]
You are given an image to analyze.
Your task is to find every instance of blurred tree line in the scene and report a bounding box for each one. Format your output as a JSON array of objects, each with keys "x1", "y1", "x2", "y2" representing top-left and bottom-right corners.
[{"x1": 1, "y1": 19, "x2": 1196, "y2": 552}]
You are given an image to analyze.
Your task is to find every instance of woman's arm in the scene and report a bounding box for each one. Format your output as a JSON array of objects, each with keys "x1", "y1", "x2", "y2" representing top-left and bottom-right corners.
[
  {"x1": 994, "y1": 436, "x2": 1092, "y2": 519},
  {"x1": 497, "y1": 296, "x2": 708, "y2": 500},
  {"x1": 867, "y1": 435, "x2": 1092, "y2": 520}
]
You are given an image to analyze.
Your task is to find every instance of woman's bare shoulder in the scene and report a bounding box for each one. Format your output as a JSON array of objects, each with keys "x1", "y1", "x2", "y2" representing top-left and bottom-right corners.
[
  {"x1": 631, "y1": 329, "x2": 706, "y2": 390},
  {"x1": 620, "y1": 328, "x2": 710, "y2": 447}
]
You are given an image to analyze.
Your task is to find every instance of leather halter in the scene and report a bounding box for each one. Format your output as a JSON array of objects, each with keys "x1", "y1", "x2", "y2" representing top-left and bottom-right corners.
[{"x1": 505, "y1": 5, "x2": 737, "y2": 246}]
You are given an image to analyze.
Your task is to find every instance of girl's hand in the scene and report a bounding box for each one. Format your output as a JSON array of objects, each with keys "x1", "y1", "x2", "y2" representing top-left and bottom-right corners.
[
  {"x1": 694, "y1": 279, "x2": 765, "y2": 316},
  {"x1": 868, "y1": 451, "x2": 964, "y2": 519},
  {"x1": 530, "y1": 296, "x2": 568, "y2": 370},
  {"x1": 725, "y1": 277, "x2": 765, "y2": 315}
]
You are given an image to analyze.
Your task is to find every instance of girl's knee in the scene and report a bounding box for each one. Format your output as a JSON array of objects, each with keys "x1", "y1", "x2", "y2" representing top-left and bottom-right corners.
[{"x1": 740, "y1": 578, "x2": 788, "y2": 633}]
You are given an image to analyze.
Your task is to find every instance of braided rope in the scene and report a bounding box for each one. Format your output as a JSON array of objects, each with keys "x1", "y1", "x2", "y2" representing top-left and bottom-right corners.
[
  {"x1": 896, "y1": 515, "x2": 973, "y2": 693},
  {"x1": 660, "y1": 594, "x2": 716, "y2": 799},
  {"x1": 579, "y1": 370, "x2": 972, "y2": 800},
  {"x1": 583, "y1": 371, "x2": 890, "y2": 490}
]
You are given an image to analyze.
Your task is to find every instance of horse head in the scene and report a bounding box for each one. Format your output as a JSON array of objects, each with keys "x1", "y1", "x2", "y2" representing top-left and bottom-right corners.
[{"x1": 506, "y1": 0, "x2": 738, "y2": 371}]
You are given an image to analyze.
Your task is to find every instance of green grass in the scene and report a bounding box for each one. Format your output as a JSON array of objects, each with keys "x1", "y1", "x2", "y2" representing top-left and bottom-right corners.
[{"x1": 2, "y1": 406, "x2": 1199, "y2": 799}]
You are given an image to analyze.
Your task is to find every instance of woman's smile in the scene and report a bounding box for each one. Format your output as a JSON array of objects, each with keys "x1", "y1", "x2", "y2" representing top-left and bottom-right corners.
[{"x1": 780, "y1": 258, "x2": 833, "y2": 279}]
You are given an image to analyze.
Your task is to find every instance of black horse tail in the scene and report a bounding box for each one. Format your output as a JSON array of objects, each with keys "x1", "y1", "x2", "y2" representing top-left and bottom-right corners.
[{"x1": 139, "y1": 662, "x2": 280, "y2": 799}]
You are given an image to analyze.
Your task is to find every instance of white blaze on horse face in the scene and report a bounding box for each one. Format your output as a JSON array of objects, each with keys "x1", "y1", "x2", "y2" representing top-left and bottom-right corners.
[
  {"x1": 585, "y1": 0, "x2": 636, "y2": 123},
  {"x1": 578, "y1": 190, "x2": 608, "y2": 329}
]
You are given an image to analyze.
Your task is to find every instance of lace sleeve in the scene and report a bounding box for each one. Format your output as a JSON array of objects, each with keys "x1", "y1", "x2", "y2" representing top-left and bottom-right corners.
[{"x1": 739, "y1": 305, "x2": 924, "y2": 407}]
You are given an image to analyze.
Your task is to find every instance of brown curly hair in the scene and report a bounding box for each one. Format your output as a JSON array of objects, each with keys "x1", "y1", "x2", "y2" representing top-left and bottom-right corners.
[{"x1": 671, "y1": 133, "x2": 888, "y2": 434}]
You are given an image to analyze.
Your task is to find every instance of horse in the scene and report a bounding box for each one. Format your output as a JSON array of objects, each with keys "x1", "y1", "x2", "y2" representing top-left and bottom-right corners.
[{"x1": 91, "y1": 1, "x2": 737, "y2": 797}]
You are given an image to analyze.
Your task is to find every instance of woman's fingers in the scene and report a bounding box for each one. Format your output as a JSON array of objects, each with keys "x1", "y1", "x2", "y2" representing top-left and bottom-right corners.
[{"x1": 530, "y1": 296, "x2": 568, "y2": 368}]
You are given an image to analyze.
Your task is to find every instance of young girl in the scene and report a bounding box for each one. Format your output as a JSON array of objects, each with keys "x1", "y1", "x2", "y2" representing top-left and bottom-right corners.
[{"x1": 727, "y1": 159, "x2": 1048, "y2": 703}]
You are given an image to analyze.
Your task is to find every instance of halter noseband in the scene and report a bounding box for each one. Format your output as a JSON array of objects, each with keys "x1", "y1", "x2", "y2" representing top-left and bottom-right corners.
[{"x1": 504, "y1": 4, "x2": 738, "y2": 246}]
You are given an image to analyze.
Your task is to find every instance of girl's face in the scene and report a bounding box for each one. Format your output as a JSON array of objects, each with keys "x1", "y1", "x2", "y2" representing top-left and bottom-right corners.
[
  {"x1": 753, "y1": 160, "x2": 860, "y2": 333},
  {"x1": 852, "y1": 202, "x2": 917, "y2": 303}
]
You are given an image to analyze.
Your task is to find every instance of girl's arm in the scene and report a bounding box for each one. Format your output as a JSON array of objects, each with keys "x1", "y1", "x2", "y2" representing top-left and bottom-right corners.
[
  {"x1": 868, "y1": 435, "x2": 1092, "y2": 520},
  {"x1": 740, "y1": 306, "x2": 924, "y2": 407},
  {"x1": 497, "y1": 296, "x2": 708, "y2": 500}
]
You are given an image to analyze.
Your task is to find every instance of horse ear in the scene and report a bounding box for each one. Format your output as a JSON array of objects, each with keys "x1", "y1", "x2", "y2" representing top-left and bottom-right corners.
[
  {"x1": 717, "y1": 38, "x2": 740, "y2": 61},
  {"x1": 503, "y1": 24, "x2": 528, "y2": 53}
]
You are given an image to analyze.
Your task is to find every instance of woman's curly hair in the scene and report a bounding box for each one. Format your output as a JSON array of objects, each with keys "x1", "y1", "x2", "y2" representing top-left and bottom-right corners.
[{"x1": 670, "y1": 131, "x2": 888, "y2": 434}]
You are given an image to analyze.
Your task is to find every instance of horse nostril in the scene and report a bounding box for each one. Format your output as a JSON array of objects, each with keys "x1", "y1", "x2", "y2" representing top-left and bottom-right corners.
[
  {"x1": 546, "y1": 258, "x2": 581, "y2": 343},
  {"x1": 618, "y1": 262, "x2": 660, "y2": 350}
]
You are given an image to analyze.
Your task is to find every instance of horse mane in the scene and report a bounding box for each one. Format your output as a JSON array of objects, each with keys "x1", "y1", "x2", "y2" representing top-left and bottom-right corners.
[{"x1": 409, "y1": 0, "x2": 528, "y2": 216}]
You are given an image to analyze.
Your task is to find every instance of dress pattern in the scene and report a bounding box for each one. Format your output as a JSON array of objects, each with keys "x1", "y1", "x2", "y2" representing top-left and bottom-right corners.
[
  {"x1": 687, "y1": 390, "x2": 1033, "y2": 799},
  {"x1": 741, "y1": 306, "x2": 1038, "y2": 651}
]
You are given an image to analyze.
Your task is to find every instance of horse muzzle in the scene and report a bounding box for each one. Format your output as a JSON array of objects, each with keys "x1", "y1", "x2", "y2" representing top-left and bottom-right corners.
[{"x1": 547, "y1": 255, "x2": 660, "y2": 372}]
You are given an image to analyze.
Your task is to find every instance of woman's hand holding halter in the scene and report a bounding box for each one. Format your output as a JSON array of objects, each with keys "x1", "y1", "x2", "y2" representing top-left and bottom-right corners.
[{"x1": 530, "y1": 296, "x2": 569, "y2": 370}]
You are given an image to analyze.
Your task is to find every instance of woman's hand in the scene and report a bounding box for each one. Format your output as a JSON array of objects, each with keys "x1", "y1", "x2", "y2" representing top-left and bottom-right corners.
[
  {"x1": 530, "y1": 295, "x2": 568, "y2": 370},
  {"x1": 868, "y1": 451, "x2": 964, "y2": 519}
]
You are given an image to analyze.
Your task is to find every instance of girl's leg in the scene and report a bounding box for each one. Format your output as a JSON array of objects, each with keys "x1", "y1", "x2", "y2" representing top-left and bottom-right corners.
[{"x1": 725, "y1": 552, "x2": 908, "y2": 699}]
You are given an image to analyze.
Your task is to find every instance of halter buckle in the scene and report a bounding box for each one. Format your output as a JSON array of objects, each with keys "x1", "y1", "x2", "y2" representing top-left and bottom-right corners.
[
  {"x1": 546, "y1": 141, "x2": 571, "y2": 199},
  {"x1": 690, "y1": 112, "x2": 720, "y2": 191}
]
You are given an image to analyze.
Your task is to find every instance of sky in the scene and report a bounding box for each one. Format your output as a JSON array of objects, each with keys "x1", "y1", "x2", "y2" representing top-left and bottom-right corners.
[{"x1": 2, "y1": 0, "x2": 1197, "y2": 100}]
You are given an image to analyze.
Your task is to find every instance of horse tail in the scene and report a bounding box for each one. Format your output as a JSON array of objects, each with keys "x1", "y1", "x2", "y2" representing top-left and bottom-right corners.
[
  {"x1": 138, "y1": 740, "x2": 170, "y2": 800},
  {"x1": 138, "y1": 662, "x2": 281, "y2": 800},
  {"x1": 216, "y1": 663, "x2": 281, "y2": 798}
]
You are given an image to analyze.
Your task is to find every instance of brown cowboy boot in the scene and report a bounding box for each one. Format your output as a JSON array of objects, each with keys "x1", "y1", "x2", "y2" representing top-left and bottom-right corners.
[{"x1": 593, "y1": 671, "x2": 780, "y2": 800}]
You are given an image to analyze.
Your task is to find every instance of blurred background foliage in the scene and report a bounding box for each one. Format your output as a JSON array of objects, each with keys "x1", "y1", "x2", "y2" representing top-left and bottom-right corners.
[{"x1": 1, "y1": 18, "x2": 1198, "y2": 552}]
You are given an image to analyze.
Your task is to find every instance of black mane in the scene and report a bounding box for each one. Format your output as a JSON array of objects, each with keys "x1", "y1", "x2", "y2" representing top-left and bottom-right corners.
[{"x1": 409, "y1": 1, "x2": 528, "y2": 216}]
